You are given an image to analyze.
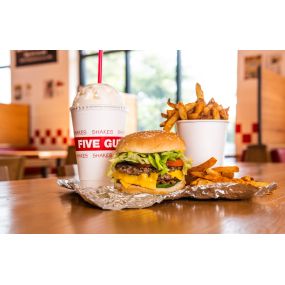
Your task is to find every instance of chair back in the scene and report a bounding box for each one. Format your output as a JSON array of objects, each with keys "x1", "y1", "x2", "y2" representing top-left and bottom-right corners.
[
  {"x1": 243, "y1": 145, "x2": 269, "y2": 162},
  {"x1": 57, "y1": 164, "x2": 78, "y2": 178},
  {"x1": 0, "y1": 166, "x2": 10, "y2": 181},
  {"x1": 66, "y1": 146, "x2": 77, "y2": 165},
  {"x1": 0, "y1": 156, "x2": 25, "y2": 180}
]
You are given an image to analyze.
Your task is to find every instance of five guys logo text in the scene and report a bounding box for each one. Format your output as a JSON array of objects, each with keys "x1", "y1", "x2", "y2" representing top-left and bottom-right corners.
[{"x1": 75, "y1": 137, "x2": 122, "y2": 151}]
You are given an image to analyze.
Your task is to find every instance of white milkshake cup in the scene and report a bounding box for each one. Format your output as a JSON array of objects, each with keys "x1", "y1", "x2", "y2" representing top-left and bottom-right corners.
[{"x1": 70, "y1": 84, "x2": 126, "y2": 188}]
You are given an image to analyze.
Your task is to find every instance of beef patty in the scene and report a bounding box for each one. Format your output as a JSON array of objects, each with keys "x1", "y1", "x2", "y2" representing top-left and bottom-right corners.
[{"x1": 115, "y1": 162, "x2": 183, "y2": 185}]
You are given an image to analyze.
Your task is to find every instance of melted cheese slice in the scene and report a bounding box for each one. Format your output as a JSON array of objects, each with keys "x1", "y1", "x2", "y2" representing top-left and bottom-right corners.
[
  {"x1": 113, "y1": 170, "x2": 184, "y2": 190},
  {"x1": 169, "y1": 170, "x2": 184, "y2": 181},
  {"x1": 113, "y1": 171, "x2": 159, "y2": 190}
]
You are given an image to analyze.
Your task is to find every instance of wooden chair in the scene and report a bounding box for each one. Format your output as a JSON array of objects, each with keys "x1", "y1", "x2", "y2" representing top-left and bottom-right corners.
[
  {"x1": 57, "y1": 164, "x2": 78, "y2": 178},
  {"x1": 65, "y1": 146, "x2": 77, "y2": 165},
  {"x1": 0, "y1": 156, "x2": 25, "y2": 180},
  {"x1": 243, "y1": 145, "x2": 269, "y2": 162},
  {"x1": 0, "y1": 166, "x2": 10, "y2": 181}
]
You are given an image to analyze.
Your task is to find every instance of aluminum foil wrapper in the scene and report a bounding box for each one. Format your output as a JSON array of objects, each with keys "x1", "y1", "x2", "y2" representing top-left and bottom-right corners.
[{"x1": 57, "y1": 178, "x2": 277, "y2": 210}]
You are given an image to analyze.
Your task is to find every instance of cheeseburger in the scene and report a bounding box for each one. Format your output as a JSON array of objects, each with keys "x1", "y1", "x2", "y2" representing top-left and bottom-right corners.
[{"x1": 109, "y1": 131, "x2": 191, "y2": 194}]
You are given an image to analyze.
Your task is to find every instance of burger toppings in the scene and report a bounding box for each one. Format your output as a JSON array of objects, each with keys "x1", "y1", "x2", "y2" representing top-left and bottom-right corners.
[
  {"x1": 110, "y1": 151, "x2": 190, "y2": 175},
  {"x1": 115, "y1": 162, "x2": 154, "y2": 176},
  {"x1": 115, "y1": 162, "x2": 183, "y2": 176},
  {"x1": 112, "y1": 171, "x2": 159, "y2": 190},
  {"x1": 109, "y1": 151, "x2": 191, "y2": 190},
  {"x1": 166, "y1": 159, "x2": 184, "y2": 167}
]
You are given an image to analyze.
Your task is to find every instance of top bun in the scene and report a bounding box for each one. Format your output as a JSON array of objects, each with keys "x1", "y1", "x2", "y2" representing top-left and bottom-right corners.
[{"x1": 116, "y1": 130, "x2": 185, "y2": 153}]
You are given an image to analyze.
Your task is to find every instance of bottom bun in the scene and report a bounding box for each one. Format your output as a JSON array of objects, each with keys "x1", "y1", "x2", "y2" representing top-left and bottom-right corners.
[{"x1": 115, "y1": 179, "x2": 186, "y2": 195}]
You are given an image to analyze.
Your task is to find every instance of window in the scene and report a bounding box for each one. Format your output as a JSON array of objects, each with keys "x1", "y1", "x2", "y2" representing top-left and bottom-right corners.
[
  {"x1": 131, "y1": 51, "x2": 177, "y2": 131},
  {"x1": 80, "y1": 51, "x2": 125, "y2": 91},
  {"x1": 181, "y1": 50, "x2": 237, "y2": 156},
  {"x1": 79, "y1": 50, "x2": 237, "y2": 155},
  {"x1": 0, "y1": 50, "x2": 11, "y2": 104}
]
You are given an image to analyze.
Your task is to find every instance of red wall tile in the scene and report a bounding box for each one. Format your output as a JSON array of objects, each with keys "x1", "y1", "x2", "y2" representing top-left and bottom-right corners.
[
  {"x1": 35, "y1": 130, "x2": 40, "y2": 137},
  {"x1": 242, "y1": 134, "x2": 252, "y2": 144},
  {"x1": 236, "y1": 124, "x2": 241, "y2": 133},
  {"x1": 252, "y1": 123, "x2": 259, "y2": 133}
]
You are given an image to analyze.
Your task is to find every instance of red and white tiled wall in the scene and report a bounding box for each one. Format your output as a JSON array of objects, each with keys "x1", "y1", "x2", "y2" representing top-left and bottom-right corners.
[
  {"x1": 235, "y1": 119, "x2": 260, "y2": 156},
  {"x1": 30, "y1": 128, "x2": 70, "y2": 149},
  {"x1": 235, "y1": 122, "x2": 259, "y2": 145}
]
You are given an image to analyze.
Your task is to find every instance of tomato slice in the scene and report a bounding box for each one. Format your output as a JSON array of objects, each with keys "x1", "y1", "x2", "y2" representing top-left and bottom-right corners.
[{"x1": 166, "y1": 159, "x2": 184, "y2": 167}]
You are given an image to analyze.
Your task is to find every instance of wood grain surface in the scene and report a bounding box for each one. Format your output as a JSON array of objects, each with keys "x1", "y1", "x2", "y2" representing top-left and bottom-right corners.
[
  {"x1": 262, "y1": 68, "x2": 285, "y2": 147},
  {"x1": 0, "y1": 163, "x2": 284, "y2": 234},
  {"x1": 0, "y1": 104, "x2": 29, "y2": 146}
]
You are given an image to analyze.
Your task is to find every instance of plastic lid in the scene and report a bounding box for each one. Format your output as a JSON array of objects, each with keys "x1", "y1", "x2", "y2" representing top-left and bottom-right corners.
[{"x1": 72, "y1": 83, "x2": 125, "y2": 108}]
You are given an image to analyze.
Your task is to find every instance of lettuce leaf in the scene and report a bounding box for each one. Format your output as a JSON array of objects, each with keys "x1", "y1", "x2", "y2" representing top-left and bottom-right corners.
[{"x1": 108, "y1": 151, "x2": 192, "y2": 177}]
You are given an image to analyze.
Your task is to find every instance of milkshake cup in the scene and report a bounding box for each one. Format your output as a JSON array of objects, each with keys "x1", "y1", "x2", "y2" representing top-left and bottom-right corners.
[{"x1": 70, "y1": 84, "x2": 126, "y2": 188}]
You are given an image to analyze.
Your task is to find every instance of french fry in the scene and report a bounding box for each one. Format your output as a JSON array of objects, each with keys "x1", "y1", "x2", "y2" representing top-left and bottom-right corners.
[
  {"x1": 167, "y1": 109, "x2": 176, "y2": 117},
  {"x1": 163, "y1": 111, "x2": 179, "y2": 132},
  {"x1": 241, "y1": 176, "x2": 254, "y2": 182},
  {"x1": 187, "y1": 157, "x2": 273, "y2": 188},
  {"x1": 188, "y1": 157, "x2": 217, "y2": 172},
  {"x1": 188, "y1": 101, "x2": 205, "y2": 119},
  {"x1": 188, "y1": 157, "x2": 272, "y2": 188},
  {"x1": 177, "y1": 102, "x2": 188, "y2": 120},
  {"x1": 208, "y1": 98, "x2": 215, "y2": 105},
  {"x1": 248, "y1": 181, "x2": 269, "y2": 187},
  {"x1": 206, "y1": 168, "x2": 221, "y2": 177},
  {"x1": 194, "y1": 100, "x2": 205, "y2": 115},
  {"x1": 159, "y1": 121, "x2": 166, "y2": 127},
  {"x1": 161, "y1": 83, "x2": 229, "y2": 131},
  {"x1": 219, "y1": 108, "x2": 228, "y2": 119},
  {"x1": 202, "y1": 106, "x2": 211, "y2": 116},
  {"x1": 189, "y1": 171, "x2": 205, "y2": 177},
  {"x1": 212, "y1": 107, "x2": 220, "y2": 119},
  {"x1": 212, "y1": 166, "x2": 239, "y2": 173},
  {"x1": 221, "y1": 172, "x2": 234, "y2": 179},
  {"x1": 195, "y1": 83, "x2": 204, "y2": 100},
  {"x1": 188, "y1": 112, "x2": 200, "y2": 119},
  {"x1": 190, "y1": 171, "x2": 233, "y2": 182},
  {"x1": 217, "y1": 105, "x2": 223, "y2": 111},
  {"x1": 167, "y1": 99, "x2": 176, "y2": 109},
  {"x1": 191, "y1": 178, "x2": 211, "y2": 185},
  {"x1": 185, "y1": 102, "x2": 196, "y2": 112}
]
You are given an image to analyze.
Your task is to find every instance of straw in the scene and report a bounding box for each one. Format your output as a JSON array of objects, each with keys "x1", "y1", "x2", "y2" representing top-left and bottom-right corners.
[{"x1": 98, "y1": 50, "x2": 104, "y2": 84}]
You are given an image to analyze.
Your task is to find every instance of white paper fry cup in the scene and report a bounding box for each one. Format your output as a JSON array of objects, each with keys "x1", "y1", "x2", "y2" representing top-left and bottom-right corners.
[
  {"x1": 71, "y1": 105, "x2": 126, "y2": 188},
  {"x1": 176, "y1": 120, "x2": 229, "y2": 166}
]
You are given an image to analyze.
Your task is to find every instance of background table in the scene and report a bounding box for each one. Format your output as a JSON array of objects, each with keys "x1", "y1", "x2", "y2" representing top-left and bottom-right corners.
[
  {"x1": 0, "y1": 150, "x2": 67, "y2": 178},
  {"x1": 0, "y1": 163, "x2": 284, "y2": 234}
]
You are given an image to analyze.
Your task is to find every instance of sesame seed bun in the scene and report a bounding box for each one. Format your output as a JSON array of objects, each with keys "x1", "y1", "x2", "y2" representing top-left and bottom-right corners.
[{"x1": 116, "y1": 130, "x2": 185, "y2": 153}]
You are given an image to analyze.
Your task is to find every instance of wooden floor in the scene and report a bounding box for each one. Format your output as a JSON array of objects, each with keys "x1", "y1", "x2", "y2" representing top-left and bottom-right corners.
[{"x1": 0, "y1": 162, "x2": 284, "y2": 234}]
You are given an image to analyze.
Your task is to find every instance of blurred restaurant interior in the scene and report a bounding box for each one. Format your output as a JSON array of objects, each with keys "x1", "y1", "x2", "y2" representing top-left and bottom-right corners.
[{"x1": 0, "y1": 50, "x2": 285, "y2": 181}]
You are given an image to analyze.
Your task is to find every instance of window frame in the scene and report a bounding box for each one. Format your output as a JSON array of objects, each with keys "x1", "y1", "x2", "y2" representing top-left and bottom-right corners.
[{"x1": 79, "y1": 50, "x2": 181, "y2": 102}]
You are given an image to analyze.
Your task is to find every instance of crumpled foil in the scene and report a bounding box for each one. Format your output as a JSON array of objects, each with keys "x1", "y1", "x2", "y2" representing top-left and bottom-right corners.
[{"x1": 57, "y1": 178, "x2": 278, "y2": 210}]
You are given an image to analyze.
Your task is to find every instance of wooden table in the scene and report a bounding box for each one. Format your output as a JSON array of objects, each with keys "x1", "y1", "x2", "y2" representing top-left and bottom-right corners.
[
  {"x1": 0, "y1": 150, "x2": 67, "y2": 178},
  {"x1": 0, "y1": 163, "x2": 284, "y2": 234},
  {"x1": 0, "y1": 150, "x2": 67, "y2": 159}
]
